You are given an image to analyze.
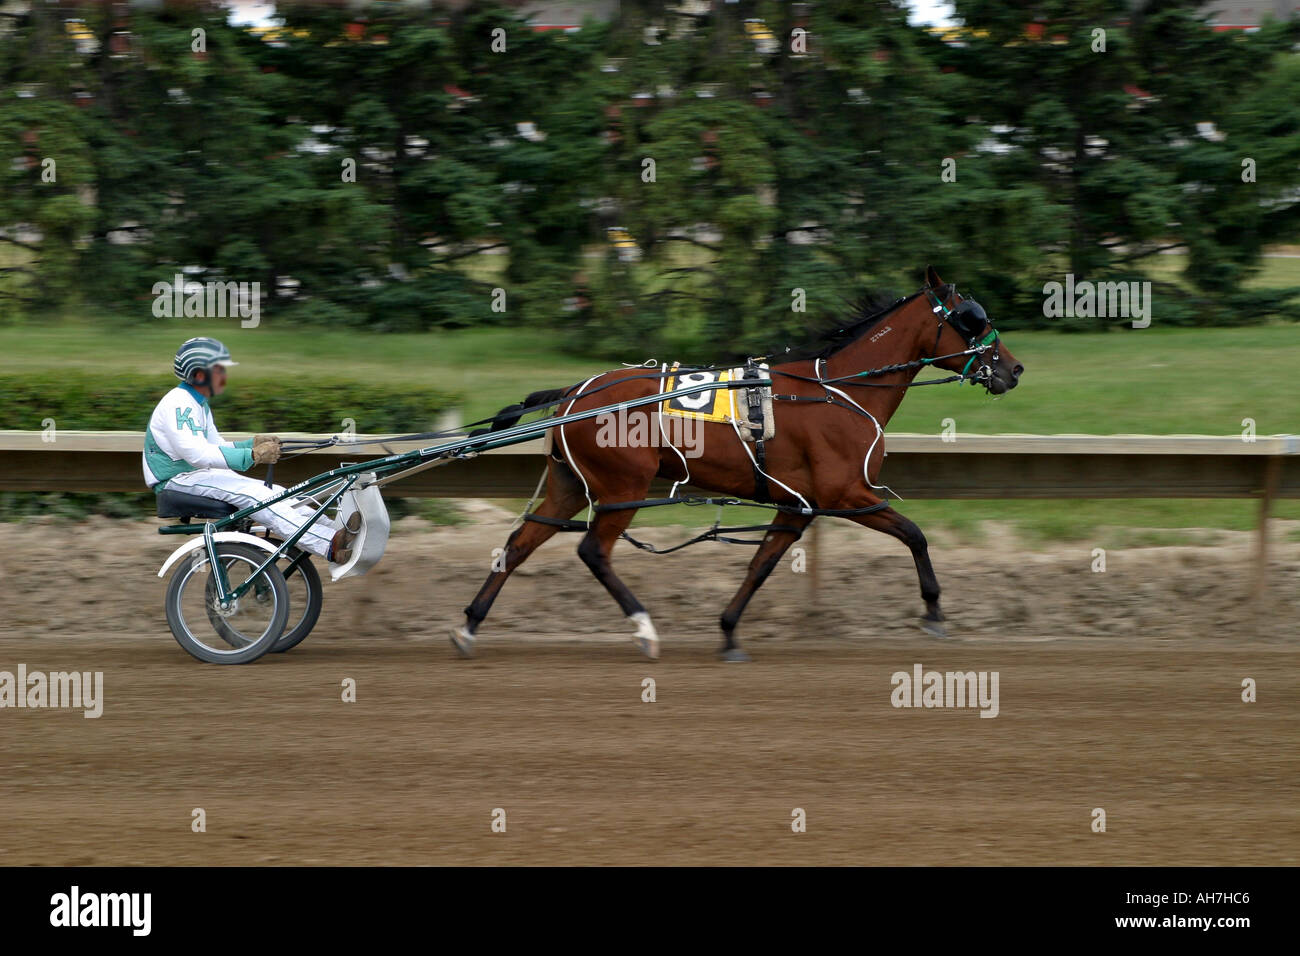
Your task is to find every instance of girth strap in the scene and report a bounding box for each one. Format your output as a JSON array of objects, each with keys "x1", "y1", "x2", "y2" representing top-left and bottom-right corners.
[{"x1": 743, "y1": 358, "x2": 771, "y2": 503}]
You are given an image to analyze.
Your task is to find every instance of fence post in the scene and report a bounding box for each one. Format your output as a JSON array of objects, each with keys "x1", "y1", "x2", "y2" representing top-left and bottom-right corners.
[
  {"x1": 1250, "y1": 455, "x2": 1281, "y2": 605},
  {"x1": 804, "y1": 519, "x2": 820, "y2": 606}
]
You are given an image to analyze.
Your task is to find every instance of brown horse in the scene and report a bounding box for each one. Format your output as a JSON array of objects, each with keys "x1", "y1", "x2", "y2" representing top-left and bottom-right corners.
[{"x1": 453, "y1": 266, "x2": 1023, "y2": 660}]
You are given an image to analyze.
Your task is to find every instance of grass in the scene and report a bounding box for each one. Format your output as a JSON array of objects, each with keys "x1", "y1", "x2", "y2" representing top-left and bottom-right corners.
[
  {"x1": 1137, "y1": 249, "x2": 1300, "y2": 290},
  {"x1": 0, "y1": 318, "x2": 598, "y2": 424},
  {"x1": 476, "y1": 496, "x2": 1300, "y2": 550},
  {"x1": 887, "y1": 323, "x2": 1300, "y2": 436},
  {"x1": 2, "y1": 302, "x2": 1298, "y2": 542},
  {"x1": 3, "y1": 315, "x2": 1300, "y2": 433},
  {"x1": 896, "y1": 498, "x2": 1300, "y2": 548}
]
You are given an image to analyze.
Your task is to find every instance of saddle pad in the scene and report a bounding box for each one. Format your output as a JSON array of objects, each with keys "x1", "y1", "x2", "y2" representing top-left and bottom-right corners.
[
  {"x1": 661, "y1": 367, "x2": 737, "y2": 424},
  {"x1": 661, "y1": 364, "x2": 775, "y2": 441}
]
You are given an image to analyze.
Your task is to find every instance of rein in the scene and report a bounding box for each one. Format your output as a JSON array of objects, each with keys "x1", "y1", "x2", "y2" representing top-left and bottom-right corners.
[{"x1": 276, "y1": 366, "x2": 694, "y2": 455}]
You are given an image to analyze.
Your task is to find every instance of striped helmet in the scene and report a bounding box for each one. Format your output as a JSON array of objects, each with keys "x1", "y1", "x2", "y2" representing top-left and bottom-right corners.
[{"x1": 173, "y1": 337, "x2": 238, "y2": 382}]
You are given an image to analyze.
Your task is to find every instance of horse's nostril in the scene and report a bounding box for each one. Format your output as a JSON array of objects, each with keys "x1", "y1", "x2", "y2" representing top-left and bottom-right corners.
[{"x1": 1012, "y1": 365, "x2": 1024, "y2": 378}]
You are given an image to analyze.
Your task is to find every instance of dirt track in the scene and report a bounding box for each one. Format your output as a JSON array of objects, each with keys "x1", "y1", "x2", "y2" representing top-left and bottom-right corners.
[{"x1": 1, "y1": 511, "x2": 1297, "y2": 865}]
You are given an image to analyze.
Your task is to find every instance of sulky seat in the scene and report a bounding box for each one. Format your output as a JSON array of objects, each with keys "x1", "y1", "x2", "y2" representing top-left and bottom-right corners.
[{"x1": 156, "y1": 487, "x2": 240, "y2": 521}]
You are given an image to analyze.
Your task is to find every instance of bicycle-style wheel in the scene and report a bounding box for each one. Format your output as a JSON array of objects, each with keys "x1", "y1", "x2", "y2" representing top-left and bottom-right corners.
[{"x1": 165, "y1": 542, "x2": 289, "y2": 664}]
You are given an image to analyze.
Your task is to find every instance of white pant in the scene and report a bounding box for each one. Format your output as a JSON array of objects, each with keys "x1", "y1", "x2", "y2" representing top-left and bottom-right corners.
[{"x1": 165, "y1": 469, "x2": 340, "y2": 558}]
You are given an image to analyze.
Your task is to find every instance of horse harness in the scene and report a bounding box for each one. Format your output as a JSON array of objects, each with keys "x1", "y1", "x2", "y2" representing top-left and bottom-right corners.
[{"x1": 290, "y1": 287, "x2": 1001, "y2": 555}]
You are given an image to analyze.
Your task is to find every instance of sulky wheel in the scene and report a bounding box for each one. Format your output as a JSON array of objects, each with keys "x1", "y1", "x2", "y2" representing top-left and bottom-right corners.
[
  {"x1": 202, "y1": 545, "x2": 323, "y2": 654},
  {"x1": 269, "y1": 549, "x2": 323, "y2": 653},
  {"x1": 165, "y1": 542, "x2": 289, "y2": 664}
]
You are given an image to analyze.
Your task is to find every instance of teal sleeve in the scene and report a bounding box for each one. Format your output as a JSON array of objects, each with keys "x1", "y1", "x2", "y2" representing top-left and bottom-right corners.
[
  {"x1": 220, "y1": 445, "x2": 254, "y2": 471},
  {"x1": 236, "y1": 437, "x2": 256, "y2": 449}
]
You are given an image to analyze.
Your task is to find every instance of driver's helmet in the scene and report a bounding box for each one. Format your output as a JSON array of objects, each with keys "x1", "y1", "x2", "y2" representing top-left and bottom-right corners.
[{"x1": 173, "y1": 337, "x2": 237, "y2": 383}]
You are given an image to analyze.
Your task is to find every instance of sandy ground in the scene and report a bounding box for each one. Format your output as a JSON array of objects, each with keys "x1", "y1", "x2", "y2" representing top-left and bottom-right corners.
[{"x1": 0, "y1": 508, "x2": 1297, "y2": 866}]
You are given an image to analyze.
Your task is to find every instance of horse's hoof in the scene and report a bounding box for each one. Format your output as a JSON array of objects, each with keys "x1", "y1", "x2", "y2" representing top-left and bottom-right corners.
[
  {"x1": 629, "y1": 612, "x2": 660, "y2": 660},
  {"x1": 918, "y1": 617, "x2": 950, "y2": 639},
  {"x1": 719, "y1": 648, "x2": 752, "y2": 662},
  {"x1": 450, "y1": 626, "x2": 476, "y2": 659}
]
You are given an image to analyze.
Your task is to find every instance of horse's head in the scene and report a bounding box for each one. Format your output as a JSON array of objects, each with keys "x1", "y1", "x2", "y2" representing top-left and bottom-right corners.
[{"x1": 921, "y1": 266, "x2": 1023, "y2": 395}]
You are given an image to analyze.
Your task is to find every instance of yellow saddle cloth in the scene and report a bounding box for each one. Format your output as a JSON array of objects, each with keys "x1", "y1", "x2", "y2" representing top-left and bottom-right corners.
[
  {"x1": 660, "y1": 366, "x2": 738, "y2": 424},
  {"x1": 660, "y1": 363, "x2": 774, "y2": 441}
]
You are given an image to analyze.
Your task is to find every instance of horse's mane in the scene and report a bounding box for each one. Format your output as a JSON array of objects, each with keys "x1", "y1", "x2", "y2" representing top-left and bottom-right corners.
[{"x1": 729, "y1": 283, "x2": 949, "y2": 364}]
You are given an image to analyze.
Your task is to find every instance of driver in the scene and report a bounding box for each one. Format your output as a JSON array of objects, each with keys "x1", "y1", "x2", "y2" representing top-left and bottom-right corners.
[{"x1": 143, "y1": 337, "x2": 359, "y2": 562}]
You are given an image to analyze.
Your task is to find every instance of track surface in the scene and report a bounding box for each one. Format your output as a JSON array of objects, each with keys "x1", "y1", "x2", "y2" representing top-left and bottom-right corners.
[{"x1": 1, "y1": 514, "x2": 1297, "y2": 865}]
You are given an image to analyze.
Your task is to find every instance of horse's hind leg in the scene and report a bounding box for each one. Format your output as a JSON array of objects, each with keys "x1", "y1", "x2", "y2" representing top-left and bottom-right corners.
[
  {"x1": 451, "y1": 461, "x2": 587, "y2": 657},
  {"x1": 575, "y1": 504, "x2": 661, "y2": 659},
  {"x1": 717, "y1": 515, "x2": 812, "y2": 662},
  {"x1": 848, "y1": 505, "x2": 946, "y2": 638}
]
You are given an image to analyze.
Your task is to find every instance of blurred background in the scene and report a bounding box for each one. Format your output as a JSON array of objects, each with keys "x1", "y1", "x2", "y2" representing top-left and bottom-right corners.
[{"x1": 2, "y1": 0, "x2": 1299, "y2": 540}]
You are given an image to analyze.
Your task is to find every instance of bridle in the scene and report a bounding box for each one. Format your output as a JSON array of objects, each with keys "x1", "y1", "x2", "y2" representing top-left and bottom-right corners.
[
  {"x1": 757, "y1": 286, "x2": 1004, "y2": 395},
  {"x1": 925, "y1": 286, "x2": 1001, "y2": 387}
]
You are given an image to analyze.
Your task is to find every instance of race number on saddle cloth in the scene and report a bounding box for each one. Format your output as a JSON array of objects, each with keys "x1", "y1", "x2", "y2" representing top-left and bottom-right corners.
[
  {"x1": 659, "y1": 362, "x2": 775, "y2": 441},
  {"x1": 142, "y1": 337, "x2": 342, "y2": 560}
]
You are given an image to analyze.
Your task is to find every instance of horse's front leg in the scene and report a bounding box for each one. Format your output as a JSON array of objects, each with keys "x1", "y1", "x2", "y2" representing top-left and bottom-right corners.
[{"x1": 849, "y1": 506, "x2": 946, "y2": 637}]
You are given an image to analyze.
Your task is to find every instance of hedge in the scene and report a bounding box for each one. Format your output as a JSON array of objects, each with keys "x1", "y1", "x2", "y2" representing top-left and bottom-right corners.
[
  {"x1": 0, "y1": 373, "x2": 460, "y2": 434},
  {"x1": 0, "y1": 373, "x2": 462, "y2": 520}
]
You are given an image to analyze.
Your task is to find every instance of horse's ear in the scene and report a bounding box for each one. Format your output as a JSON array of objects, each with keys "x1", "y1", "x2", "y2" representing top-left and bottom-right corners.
[{"x1": 925, "y1": 265, "x2": 943, "y2": 289}]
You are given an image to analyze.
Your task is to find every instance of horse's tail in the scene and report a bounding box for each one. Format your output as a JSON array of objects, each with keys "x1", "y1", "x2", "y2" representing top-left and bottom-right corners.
[{"x1": 468, "y1": 387, "x2": 567, "y2": 437}]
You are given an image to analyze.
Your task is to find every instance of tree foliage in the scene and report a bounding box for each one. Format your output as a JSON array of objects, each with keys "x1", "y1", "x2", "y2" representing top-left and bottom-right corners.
[{"x1": 0, "y1": 0, "x2": 1297, "y2": 342}]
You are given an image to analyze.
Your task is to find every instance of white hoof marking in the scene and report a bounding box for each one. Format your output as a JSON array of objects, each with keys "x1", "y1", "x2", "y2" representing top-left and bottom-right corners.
[
  {"x1": 450, "y1": 624, "x2": 476, "y2": 659},
  {"x1": 629, "y1": 611, "x2": 660, "y2": 660}
]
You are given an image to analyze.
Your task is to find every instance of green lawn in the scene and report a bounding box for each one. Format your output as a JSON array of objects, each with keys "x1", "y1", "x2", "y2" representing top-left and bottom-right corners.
[
  {"x1": 887, "y1": 322, "x2": 1300, "y2": 436},
  {"x1": 4, "y1": 316, "x2": 1297, "y2": 433},
  {"x1": 1138, "y1": 249, "x2": 1300, "y2": 290},
  {"x1": 0, "y1": 320, "x2": 597, "y2": 423},
  {"x1": 465, "y1": 496, "x2": 1300, "y2": 547},
  {"x1": 4, "y1": 314, "x2": 1298, "y2": 544}
]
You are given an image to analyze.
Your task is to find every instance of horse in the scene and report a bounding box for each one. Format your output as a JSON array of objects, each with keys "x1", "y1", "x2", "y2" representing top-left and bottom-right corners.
[{"x1": 452, "y1": 266, "x2": 1023, "y2": 661}]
